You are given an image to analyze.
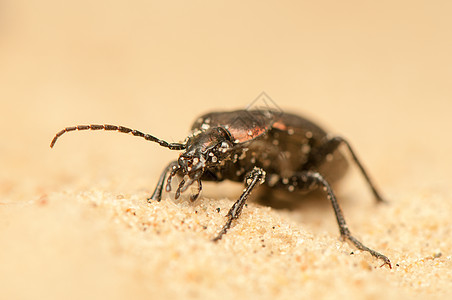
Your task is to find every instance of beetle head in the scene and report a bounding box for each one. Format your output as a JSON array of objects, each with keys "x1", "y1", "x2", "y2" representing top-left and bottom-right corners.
[
  {"x1": 166, "y1": 126, "x2": 234, "y2": 201},
  {"x1": 179, "y1": 127, "x2": 233, "y2": 171}
]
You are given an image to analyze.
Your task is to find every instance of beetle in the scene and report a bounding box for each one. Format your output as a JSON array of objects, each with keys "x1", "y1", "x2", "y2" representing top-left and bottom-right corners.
[{"x1": 50, "y1": 109, "x2": 391, "y2": 267}]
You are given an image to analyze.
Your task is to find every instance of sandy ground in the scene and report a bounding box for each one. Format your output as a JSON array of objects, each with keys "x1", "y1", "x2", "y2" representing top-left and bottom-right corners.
[{"x1": 1, "y1": 1, "x2": 452, "y2": 299}]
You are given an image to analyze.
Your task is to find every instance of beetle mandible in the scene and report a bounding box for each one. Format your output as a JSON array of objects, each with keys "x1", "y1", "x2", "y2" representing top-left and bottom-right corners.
[{"x1": 50, "y1": 109, "x2": 391, "y2": 268}]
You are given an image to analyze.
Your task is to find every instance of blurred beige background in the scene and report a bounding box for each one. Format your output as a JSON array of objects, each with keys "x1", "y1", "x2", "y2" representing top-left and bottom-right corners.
[{"x1": 1, "y1": 1, "x2": 451, "y2": 299}]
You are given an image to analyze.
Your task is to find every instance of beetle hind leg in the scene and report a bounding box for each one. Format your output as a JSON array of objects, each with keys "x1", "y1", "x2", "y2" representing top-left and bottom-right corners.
[{"x1": 308, "y1": 136, "x2": 386, "y2": 203}]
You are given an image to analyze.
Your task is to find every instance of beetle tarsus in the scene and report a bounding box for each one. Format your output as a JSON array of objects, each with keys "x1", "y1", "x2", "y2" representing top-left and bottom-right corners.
[{"x1": 344, "y1": 233, "x2": 392, "y2": 268}]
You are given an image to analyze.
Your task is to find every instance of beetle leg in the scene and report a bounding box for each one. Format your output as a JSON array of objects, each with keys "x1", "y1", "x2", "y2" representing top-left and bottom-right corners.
[
  {"x1": 190, "y1": 179, "x2": 202, "y2": 202},
  {"x1": 275, "y1": 171, "x2": 391, "y2": 268},
  {"x1": 213, "y1": 167, "x2": 266, "y2": 242},
  {"x1": 148, "y1": 160, "x2": 178, "y2": 202},
  {"x1": 310, "y1": 136, "x2": 386, "y2": 203}
]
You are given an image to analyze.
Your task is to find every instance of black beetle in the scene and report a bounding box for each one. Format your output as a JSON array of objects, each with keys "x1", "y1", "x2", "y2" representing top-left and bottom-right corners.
[{"x1": 50, "y1": 109, "x2": 391, "y2": 268}]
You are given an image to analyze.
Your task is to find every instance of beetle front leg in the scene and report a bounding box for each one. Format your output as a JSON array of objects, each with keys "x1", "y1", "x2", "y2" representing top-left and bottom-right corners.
[
  {"x1": 309, "y1": 136, "x2": 386, "y2": 203},
  {"x1": 213, "y1": 167, "x2": 266, "y2": 242},
  {"x1": 148, "y1": 160, "x2": 179, "y2": 202}
]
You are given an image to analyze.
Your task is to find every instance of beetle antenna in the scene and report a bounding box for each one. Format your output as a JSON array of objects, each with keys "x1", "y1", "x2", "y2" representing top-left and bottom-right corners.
[{"x1": 50, "y1": 124, "x2": 186, "y2": 150}]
